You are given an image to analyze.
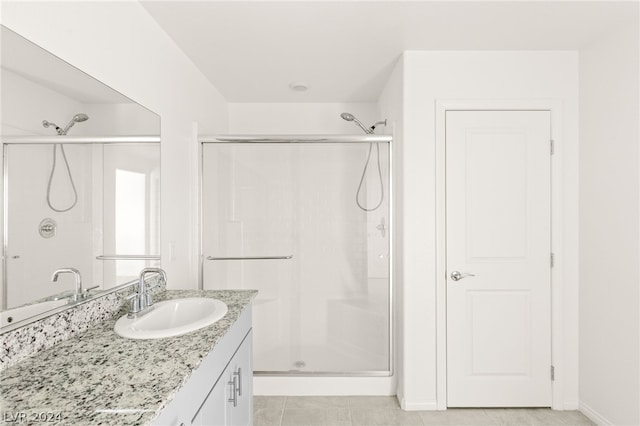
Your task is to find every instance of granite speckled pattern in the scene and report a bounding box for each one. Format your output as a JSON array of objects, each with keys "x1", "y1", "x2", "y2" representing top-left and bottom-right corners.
[
  {"x1": 0, "y1": 289, "x2": 257, "y2": 425},
  {"x1": 1, "y1": 276, "x2": 165, "y2": 370}
]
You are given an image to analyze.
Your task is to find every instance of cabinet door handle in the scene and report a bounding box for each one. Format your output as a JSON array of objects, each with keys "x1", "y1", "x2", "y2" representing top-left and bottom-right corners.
[
  {"x1": 228, "y1": 377, "x2": 238, "y2": 407},
  {"x1": 234, "y1": 368, "x2": 242, "y2": 396}
]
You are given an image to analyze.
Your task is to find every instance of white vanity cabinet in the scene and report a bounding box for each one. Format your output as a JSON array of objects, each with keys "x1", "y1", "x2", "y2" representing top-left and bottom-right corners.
[
  {"x1": 192, "y1": 330, "x2": 253, "y2": 426},
  {"x1": 154, "y1": 307, "x2": 253, "y2": 426}
]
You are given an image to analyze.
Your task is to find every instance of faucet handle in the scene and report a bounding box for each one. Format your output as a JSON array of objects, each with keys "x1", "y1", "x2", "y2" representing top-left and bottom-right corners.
[
  {"x1": 146, "y1": 282, "x2": 161, "y2": 292},
  {"x1": 126, "y1": 293, "x2": 142, "y2": 315},
  {"x1": 143, "y1": 283, "x2": 161, "y2": 308},
  {"x1": 125, "y1": 292, "x2": 139, "y2": 300}
]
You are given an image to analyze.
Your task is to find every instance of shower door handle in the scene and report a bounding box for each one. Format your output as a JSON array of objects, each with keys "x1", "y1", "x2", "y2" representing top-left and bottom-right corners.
[{"x1": 206, "y1": 255, "x2": 293, "y2": 261}]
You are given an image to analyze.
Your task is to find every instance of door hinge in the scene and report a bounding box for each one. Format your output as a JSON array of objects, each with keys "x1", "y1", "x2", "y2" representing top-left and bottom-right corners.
[
  {"x1": 550, "y1": 253, "x2": 555, "y2": 268},
  {"x1": 550, "y1": 139, "x2": 555, "y2": 155},
  {"x1": 551, "y1": 365, "x2": 555, "y2": 381}
]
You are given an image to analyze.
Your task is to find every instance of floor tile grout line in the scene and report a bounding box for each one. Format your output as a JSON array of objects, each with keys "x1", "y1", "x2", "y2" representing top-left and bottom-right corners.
[{"x1": 280, "y1": 395, "x2": 287, "y2": 426}]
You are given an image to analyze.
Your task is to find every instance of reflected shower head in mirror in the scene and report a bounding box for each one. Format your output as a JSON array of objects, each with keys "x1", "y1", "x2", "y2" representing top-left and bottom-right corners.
[
  {"x1": 42, "y1": 113, "x2": 89, "y2": 136},
  {"x1": 40, "y1": 113, "x2": 88, "y2": 212},
  {"x1": 61, "y1": 113, "x2": 89, "y2": 135},
  {"x1": 42, "y1": 119, "x2": 61, "y2": 134}
]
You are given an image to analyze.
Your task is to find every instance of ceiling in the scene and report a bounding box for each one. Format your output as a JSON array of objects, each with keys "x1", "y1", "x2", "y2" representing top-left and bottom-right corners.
[{"x1": 141, "y1": 1, "x2": 638, "y2": 103}]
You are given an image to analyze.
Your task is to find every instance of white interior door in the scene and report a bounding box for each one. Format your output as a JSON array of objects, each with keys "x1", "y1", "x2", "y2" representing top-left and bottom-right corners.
[{"x1": 446, "y1": 110, "x2": 552, "y2": 407}]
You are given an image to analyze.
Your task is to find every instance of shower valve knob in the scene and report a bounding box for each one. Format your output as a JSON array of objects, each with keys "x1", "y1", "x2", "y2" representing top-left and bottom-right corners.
[{"x1": 39, "y1": 218, "x2": 57, "y2": 238}]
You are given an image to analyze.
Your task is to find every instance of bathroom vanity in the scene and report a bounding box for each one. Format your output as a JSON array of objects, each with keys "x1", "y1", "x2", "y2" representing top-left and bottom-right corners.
[
  {"x1": 155, "y1": 298, "x2": 253, "y2": 426},
  {"x1": 0, "y1": 289, "x2": 256, "y2": 425}
]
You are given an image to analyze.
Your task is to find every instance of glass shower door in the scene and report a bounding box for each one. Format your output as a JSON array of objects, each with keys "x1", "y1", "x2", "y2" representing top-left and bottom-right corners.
[{"x1": 202, "y1": 141, "x2": 390, "y2": 375}]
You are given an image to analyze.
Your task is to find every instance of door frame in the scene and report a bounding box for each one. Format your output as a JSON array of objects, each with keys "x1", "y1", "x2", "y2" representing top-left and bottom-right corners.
[{"x1": 435, "y1": 100, "x2": 564, "y2": 410}]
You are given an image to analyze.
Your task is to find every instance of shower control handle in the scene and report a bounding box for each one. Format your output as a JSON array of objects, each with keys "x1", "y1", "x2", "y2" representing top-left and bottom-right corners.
[
  {"x1": 450, "y1": 271, "x2": 475, "y2": 282},
  {"x1": 39, "y1": 218, "x2": 57, "y2": 239}
]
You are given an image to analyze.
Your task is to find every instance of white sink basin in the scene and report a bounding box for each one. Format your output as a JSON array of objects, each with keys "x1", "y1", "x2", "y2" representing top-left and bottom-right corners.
[{"x1": 114, "y1": 297, "x2": 228, "y2": 339}]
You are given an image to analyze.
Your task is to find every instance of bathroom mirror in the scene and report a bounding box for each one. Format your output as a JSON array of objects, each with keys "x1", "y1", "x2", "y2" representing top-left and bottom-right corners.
[{"x1": 0, "y1": 25, "x2": 161, "y2": 329}]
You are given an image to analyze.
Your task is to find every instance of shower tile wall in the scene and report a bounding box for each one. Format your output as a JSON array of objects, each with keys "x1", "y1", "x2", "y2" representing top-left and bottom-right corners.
[
  {"x1": 2, "y1": 143, "x2": 160, "y2": 310},
  {"x1": 4, "y1": 144, "x2": 95, "y2": 308},
  {"x1": 202, "y1": 143, "x2": 390, "y2": 373}
]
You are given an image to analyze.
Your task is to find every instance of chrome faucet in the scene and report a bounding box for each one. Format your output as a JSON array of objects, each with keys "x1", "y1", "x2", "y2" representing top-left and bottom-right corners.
[
  {"x1": 127, "y1": 267, "x2": 167, "y2": 318},
  {"x1": 52, "y1": 268, "x2": 85, "y2": 302}
]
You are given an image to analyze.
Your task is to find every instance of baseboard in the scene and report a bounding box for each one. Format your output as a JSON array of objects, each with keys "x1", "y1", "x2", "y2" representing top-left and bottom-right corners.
[
  {"x1": 399, "y1": 397, "x2": 439, "y2": 411},
  {"x1": 579, "y1": 401, "x2": 613, "y2": 426},
  {"x1": 254, "y1": 376, "x2": 395, "y2": 396},
  {"x1": 563, "y1": 400, "x2": 579, "y2": 411}
]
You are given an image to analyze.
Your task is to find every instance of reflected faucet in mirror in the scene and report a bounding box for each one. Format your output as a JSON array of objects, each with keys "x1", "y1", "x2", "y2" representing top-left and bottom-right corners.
[
  {"x1": 51, "y1": 268, "x2": 83, "y2": 302},
  {"x1": 51, "y1": 268, "x2": 97, "y2": 303}
]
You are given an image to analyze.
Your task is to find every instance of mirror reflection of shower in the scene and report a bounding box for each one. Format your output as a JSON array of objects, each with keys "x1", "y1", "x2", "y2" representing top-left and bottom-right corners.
[
  {"x1": 340, "y1": 112, "x2": 386, "y2": 212},
  {"x1": 41, "y1": 113, "x2": 89, "y2": 212},
  {"x1": 42, "y1": 113, "x2": 89, "y2": 136}
]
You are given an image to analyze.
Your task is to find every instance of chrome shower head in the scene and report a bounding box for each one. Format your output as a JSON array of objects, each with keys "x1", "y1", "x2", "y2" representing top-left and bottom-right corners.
[
  {"x1": 73, "y1": 113, "x2": 89, "y2": 123},
  {"x1": 43, "y1": 113, "x2": 90, "y2": 135},
  {"x1": 60, "y1": 113, "x2": 89, "y2": 135},
  {"x1": 340, "y1": 112, "x2": 372, "y2": 134}
]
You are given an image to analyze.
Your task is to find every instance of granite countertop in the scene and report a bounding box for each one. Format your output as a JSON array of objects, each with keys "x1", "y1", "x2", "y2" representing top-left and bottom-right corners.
[{"x1": 0, "y1": 289, "x2": 257, "y2": 425}]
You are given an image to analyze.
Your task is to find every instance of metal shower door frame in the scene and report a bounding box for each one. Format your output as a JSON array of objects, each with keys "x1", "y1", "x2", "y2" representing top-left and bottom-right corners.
[{"x1": 199, "y1": 135, "x2": 393, "y2": 377}]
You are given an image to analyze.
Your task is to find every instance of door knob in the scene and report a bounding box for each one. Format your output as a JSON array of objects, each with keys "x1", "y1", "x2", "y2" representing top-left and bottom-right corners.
[{"x1": 450, "y1": 271, "x2": 475, "y2": 281}]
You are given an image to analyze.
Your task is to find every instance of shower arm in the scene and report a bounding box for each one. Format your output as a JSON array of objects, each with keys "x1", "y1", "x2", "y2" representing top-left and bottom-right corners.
[
  {"x1": 42, "y1": 120, "x2": 63, "y2": 135},
  {"x1": 369, "y1": 119, "x2": 388, "y2": 133}
]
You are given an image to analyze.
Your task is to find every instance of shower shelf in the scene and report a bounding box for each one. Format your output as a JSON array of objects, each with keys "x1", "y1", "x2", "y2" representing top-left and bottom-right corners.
[{"x1": 206, "y1": 255, "x2": 293, "y2": 261}]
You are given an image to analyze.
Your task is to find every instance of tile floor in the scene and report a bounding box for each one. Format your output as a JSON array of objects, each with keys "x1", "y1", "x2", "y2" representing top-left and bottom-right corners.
[{"x1": 254, "y1": 396, "x2": 595, "y2": 426}]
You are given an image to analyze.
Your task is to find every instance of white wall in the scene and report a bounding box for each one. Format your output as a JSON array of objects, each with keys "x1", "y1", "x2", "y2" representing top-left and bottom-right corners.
[
  {"x1": 1, "y1": 69, "x2": 84, "y2": 136},
  {"x1": 578, "y1": 21, "x2": 640, "y2": 426},
  {"x1": 1, "y1": 69, "x2": 158, "y2": 136},
  {"x1": 228, "y1": 103, "x2": 379, "y2": 134},
  {"x1": 73, "y1": 103, "x2": 159, "y2": 136},
  {"x1": 398, "y1": 51, "x2": 579, "y2": 409},
  {"x1": 1, "y1": 0, "x2": 228, "y2": 288}
]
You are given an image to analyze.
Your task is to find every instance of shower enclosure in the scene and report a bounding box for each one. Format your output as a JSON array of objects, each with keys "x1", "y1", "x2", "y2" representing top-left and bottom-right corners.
[{"x1": 201, "y1": 135, "x2": 391, "y2": 375}]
